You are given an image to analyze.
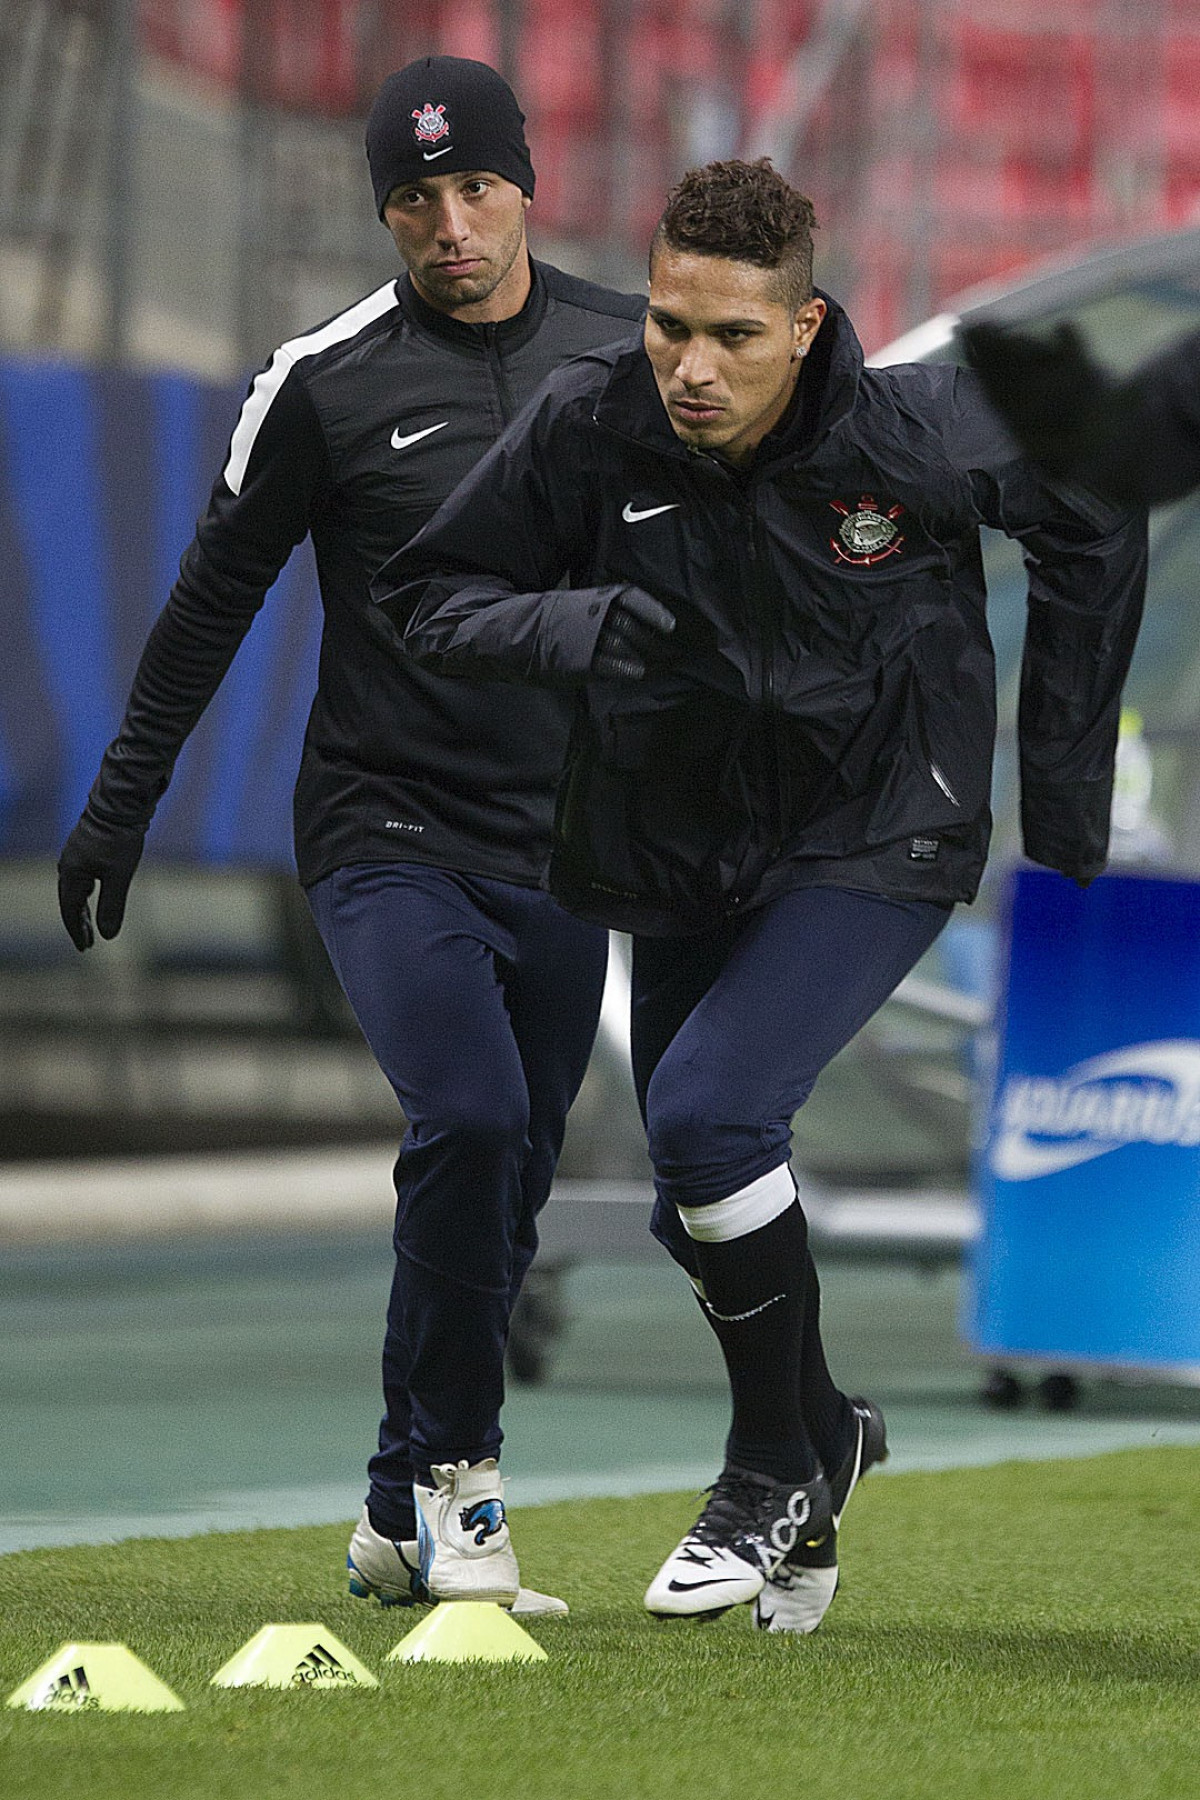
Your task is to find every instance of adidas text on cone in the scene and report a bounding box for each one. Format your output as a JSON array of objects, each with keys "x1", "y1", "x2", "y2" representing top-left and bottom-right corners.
[
  {"x1": 7, "y1": 1643, "x2": 185, "y2": 1714},
  {"x1": 211, "y1": 1624, "x2": 378, "y2": 1690}
]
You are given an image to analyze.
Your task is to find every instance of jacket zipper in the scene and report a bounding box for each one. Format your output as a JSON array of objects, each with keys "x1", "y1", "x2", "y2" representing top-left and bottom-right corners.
[
  {"x1": 745, "y1": 514, "x2": 772, "y2": 707},
  {"x1": 704, "y1": 462, "x2": 786, "y2": 889},
  {"x1": 483, "y1": 324, "x2": 515, "y2": 426},
  {"x1": 746, "y1": 494, "x2": 790, "y2": 855},
  {"x1": 702, "y1": 456, "x2": 773, "y2": 704}
]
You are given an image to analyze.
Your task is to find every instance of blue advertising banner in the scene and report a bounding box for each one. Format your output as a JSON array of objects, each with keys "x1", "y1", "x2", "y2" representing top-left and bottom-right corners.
[
  {"x1": 971, "y1": 867, "x2": 1200, "y2": 1369},
  {"x1": 0, "y1": 355, "x2": 322, "y2": 866}
]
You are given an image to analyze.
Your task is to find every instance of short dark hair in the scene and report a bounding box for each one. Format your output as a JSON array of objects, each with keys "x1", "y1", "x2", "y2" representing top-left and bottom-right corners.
[{"x1": 650, "y1": 158, "x2": 817, "y2": 312}]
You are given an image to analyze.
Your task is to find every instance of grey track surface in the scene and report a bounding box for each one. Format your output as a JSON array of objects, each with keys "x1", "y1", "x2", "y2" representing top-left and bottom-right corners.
[{"x1": 4, "y1": 1231, "x2": 1200, "y2": 1555}]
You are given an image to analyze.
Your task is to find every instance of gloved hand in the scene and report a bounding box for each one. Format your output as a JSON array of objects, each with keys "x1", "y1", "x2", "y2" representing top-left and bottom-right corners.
[
  {"x1": 592, "y1": 589, "x2": 676, "y2": 680},
  {"x1": 57, "y1": 812, "x2": 147, "y2": 951},
  {"x1": 959, "y1": 319, "x2": 1113, "y2": 475}
]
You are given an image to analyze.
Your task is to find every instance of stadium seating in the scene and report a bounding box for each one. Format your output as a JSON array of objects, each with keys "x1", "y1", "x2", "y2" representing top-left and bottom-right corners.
[{"x1": 133, "y1": 0, "x2": 1200, "y2": 345}]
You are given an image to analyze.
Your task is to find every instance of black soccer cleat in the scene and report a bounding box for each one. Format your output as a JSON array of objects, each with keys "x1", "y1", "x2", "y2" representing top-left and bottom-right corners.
[{"x1": 644, "y1": 1462, "x2": 832, "y2": 1618}]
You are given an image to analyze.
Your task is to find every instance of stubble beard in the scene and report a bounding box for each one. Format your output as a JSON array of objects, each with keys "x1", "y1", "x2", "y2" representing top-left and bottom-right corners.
[{"x1": 415, "y1": 213, "x2": 527, "y2": 314}]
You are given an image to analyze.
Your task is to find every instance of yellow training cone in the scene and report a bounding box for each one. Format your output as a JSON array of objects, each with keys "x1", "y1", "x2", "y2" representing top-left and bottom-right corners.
[
  {"x1": 388, "y1": 1600, "x2": 548, "y2": 1664},
  {"x1": 7, "y1": 1643, "x2": 185, "y2": 1714},
  {"x1": 211, "y1": 1624, "x2": 378, "y2": 1691}
]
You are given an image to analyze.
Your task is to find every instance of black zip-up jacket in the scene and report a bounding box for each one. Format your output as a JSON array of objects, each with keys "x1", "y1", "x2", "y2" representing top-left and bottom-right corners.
[
  {"x1": 80, "y1": 261, "x2": 644, "y2": 887},
  {"x1": 374, "y1": 295, "x2": 1148, "y2": 936}
]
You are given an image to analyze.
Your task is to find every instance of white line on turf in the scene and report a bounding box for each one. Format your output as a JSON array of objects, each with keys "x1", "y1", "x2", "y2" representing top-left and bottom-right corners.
[{"x1": 7, "y1": 1421, "x2": 1200, "y2": 1555}]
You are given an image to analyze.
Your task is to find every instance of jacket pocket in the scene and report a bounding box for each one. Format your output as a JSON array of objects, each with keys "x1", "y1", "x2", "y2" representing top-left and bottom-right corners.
[{"x1": 555, "y1": 692, "x2": 745, "y2": 911}]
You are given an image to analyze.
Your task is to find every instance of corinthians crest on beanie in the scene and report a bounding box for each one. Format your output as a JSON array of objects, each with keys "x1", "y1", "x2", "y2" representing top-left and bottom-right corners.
[{"x1": 366, "y1": 56, "x2": 535, "y2": 219}]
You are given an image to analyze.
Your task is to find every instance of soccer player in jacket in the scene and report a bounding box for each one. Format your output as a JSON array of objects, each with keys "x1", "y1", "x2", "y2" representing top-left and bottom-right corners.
[
  {"x1": 54, "y1": 56, "x2": 644, "y2": 1613},
  {"x1": 374, "y1": 158, "x2": 1148, "y2": 1631}
]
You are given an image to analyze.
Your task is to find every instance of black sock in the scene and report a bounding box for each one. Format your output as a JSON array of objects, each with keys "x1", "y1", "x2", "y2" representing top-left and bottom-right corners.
[
  {"x1": 688, "y1": 1198, "x2": 819, "y2": 1484},
  {"x1": 368, "y1": 1497, "x2": 417, "y2": 1543},
  {"x1": 798, "y1": 1255, "x2": 854, "y2": 1472}
]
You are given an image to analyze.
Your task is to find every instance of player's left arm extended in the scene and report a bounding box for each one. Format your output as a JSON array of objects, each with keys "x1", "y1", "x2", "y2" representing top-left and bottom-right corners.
[
  {"x1": 953, "y1": 367, "x2": 1149, "y2": 886},
  {"x1": 371, "y1": 387, "x2": 670, "y2": 685}
]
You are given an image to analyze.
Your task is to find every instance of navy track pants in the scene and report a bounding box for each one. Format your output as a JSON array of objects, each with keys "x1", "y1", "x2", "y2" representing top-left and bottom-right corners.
[
  {"x1": 629, "y1": 885, "x2": 952, "y2": 1265},
  {"x1": 307, "y1": 863, "x2": 608, "y2": 1520}
]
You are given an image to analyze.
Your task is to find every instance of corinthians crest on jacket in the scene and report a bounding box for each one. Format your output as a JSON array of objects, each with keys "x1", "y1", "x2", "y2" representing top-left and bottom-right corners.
[
  {"x1": 412, "y1": 102, "x2": 450, "y2": 143},
  {"x1": 830, "y1": 495, "x2": 905, "y2": 566}
]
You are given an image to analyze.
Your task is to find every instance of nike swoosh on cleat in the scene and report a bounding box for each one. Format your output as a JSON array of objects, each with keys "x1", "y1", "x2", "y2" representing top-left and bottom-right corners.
[
  {"x1": 423, "y1": 147, "x2": 452, "y2": 160},
  {"x1": 392, "y1": 421, "x2": 450, "y2": 451},
  {"x1": 667, "y1": 1576, "x2": 745, "y2": 1592},
  {"x1": 831, "y1": 1417, "x2": 867, "y2": 1529},
  {"x1": 622, "y1": 501, "x2": 679, "y2": 523}
]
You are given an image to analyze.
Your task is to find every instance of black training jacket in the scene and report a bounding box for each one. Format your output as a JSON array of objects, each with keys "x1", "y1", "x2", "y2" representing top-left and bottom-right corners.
[
  {"x1": 80, "y1": 261, "x2": 644, "y2": 887},
  {"x1": 374, "y1": 294, "x2": 1148, "y2": 936}
]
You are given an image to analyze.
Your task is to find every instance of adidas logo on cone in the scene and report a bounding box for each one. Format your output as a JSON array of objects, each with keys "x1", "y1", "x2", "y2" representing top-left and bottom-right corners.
[
  {"x1": 7, "y1": 1643, "x2": 185, "y2": 1714},
  {"x1": 211, "y1": 1625, "x2": 378, "y2": 1691},
  {"x1": 293, "y1": 1643, "x2": 358, "y2": 1685},
  {"x1": 44, "y1": 1665, "x2": 96, "y2": 1709}
]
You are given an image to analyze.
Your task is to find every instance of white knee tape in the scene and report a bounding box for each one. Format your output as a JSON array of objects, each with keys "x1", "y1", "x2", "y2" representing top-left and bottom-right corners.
[{"x1": 676, "y1": 1164, "x2": 796, "y2": 1244}]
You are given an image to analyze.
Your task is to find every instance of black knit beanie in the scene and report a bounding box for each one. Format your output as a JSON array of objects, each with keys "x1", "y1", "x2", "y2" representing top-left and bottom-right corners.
[{"x1": 366, "y1": 56, "x2": 535, "y2": 220}]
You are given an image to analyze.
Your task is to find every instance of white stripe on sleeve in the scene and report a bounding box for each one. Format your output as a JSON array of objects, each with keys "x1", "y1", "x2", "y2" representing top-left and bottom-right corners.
[{"x1": 222, "y1": 281, "x2": 399, "y2": 496}]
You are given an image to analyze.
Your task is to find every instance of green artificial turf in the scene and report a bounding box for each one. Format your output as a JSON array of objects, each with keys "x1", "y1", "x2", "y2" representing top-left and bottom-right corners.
[{"x1": 2, "y1": 1448, "x2": 1199, "y2": 1800}]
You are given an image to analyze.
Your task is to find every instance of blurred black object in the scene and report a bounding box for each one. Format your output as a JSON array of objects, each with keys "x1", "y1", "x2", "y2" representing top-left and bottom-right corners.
[{"x1": 961, "y1": 318, "x2": 1200, "y2": 509}]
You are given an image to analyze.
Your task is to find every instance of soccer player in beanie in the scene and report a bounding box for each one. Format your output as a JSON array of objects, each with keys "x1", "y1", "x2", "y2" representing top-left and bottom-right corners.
[
  {"x1": 55, "y1": 55, "x2": 644, "y2": 1613},
  {"x1": 373, "y1": 157, "x2": 1148, "y2": 1631}
]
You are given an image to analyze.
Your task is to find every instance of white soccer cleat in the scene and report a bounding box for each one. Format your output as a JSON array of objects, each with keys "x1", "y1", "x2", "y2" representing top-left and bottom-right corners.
[
  {"x1": 508, "y1": 1584, "x2": 569, "y2": 1618},
  {"x1": 752, "y1": 1559, "x2": 840, "y2": 1635},
  {"x1": 753, "y1": 1397, "x2": 888, "y2": 1635},
  {"x1": 644, "y1": 1464, "x2": 832, "y2": 1619},
  {"x1": 347, "y1": 1506, "x2": 422, "y2": 1606},
  {"x1": 414, "y1": 1459, "x2": 522, "y2": 1606},
  {"x1": 346, "y1": 1504, "x2": 568, "y2": 1614}
]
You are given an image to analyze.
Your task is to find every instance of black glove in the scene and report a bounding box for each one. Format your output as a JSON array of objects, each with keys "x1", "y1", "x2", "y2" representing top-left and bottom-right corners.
[
  {"x1": 57, "y1": 812, "x2": 147, "y2": 951},
  {"x1": 592, "y1": 589, "x2": 676, "y2": 680},
  {"x1": 960, "y1": 319, "x2": 1114, "y2": 476}
]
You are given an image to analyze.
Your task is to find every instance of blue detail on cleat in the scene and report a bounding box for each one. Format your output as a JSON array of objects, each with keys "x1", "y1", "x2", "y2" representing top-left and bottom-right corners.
[
  {"x1": 346, "y1": 1507, "x2": 429, "y2": 1606},
  {"x1": 460, "y1": 1498, "x2": 506, "y2": 1544},
  {"x1": 416, "y1": 1508, "x2": 434, "y2": 1587},
  {"x1": 347, "y1": 1552, "x2": 373, "y2": 1601},
  {"x1": 348, "y1": 1549, "x2": 417, "y2": 1606}
]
